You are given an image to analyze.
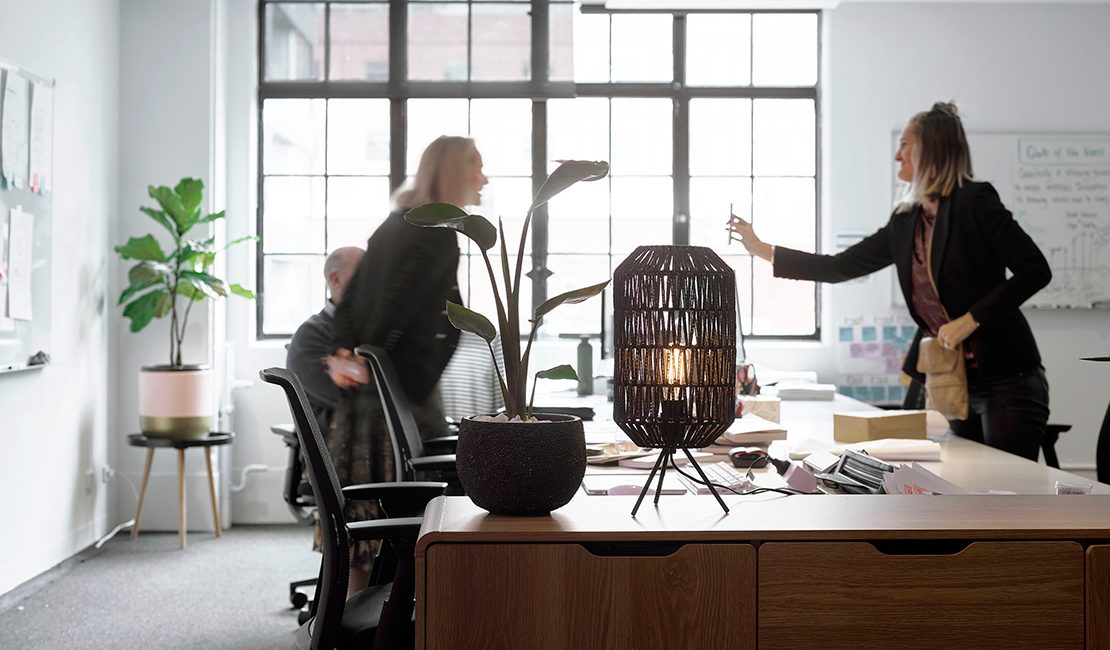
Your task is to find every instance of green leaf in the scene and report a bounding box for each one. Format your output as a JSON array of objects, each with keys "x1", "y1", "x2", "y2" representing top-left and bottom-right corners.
[
  {"x1": 198, "y1": 210, "x2": 225, "y2": 224},
  {"x1": 533, "y1": 279, "x2": 610, "y2": 320},
  {"x1": 115, "y1": 235, "x2": 166, "y2": 262},
  {"x1": 153, "y1": 292, "x2": 174, "y2": 318},
  {"x1": 139, "y1": 207, "x2": 177, "y2": 237},
  {"x1": 405, "y1": 204, "x2": 497, "y2": 251},
  {"x1": 180, "y1": 270, "x2": 227, "y2": 297},
  {"x1": 122, "y1": 289, "x2": 167, "y2": 332},
  {"x1": 174, "y1": 178, "x2": 204, "y2": 224},
  {"x1": 404, "y1": 202, "x2": 469, "y2": 225},
  {"x1": 530, "y1": 160, "x2": 610, "y2": 211},
  {"x1": 149, "y1": 185, "x2": 190, "y2": 231},
  {"x1": 229, "y1": 283, "x2": 255, "y2": 299},
  {"x1": 179, "y1": 282, "x2": 207, "y2": 301},
  {"x1": 128, "y1": 261, "x2": 171, "y2": 286},
  {"x1": 118, "y1": 281, "x2": 160, "y2": 306},
  {"x1": 445, "y1": 300, "x2": 496, "y2": 343},
  {"x1": 535, "y1": 364, "x2": 578, "y2": 382}
]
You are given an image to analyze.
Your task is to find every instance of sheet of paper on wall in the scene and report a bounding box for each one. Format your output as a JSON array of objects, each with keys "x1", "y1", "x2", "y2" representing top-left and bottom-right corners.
[
  {"x1": 0, "y1": 206, "x2": 10, "y2": 332},
  {"x1": 1, "y1": 72, "x2": 30, "y2": 189},
  {"x1": 28, "y1": 82, "x2": 52, "y2": 194},
  {"x1": 7, "y1": 206, "x2": 33, "y2": 320}
]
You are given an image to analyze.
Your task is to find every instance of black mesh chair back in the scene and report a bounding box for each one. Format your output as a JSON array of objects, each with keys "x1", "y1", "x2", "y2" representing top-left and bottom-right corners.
[
  {"x1": 260, "y1": 368, "x2": 350, "y2": 650},
  {"x1": 356, "y1": 345, "x2": 428, "y2": 481}
]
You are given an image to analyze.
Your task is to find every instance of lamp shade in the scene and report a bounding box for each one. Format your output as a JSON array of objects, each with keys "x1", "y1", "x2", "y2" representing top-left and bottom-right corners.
[{"x1": 612, "y1": 245, "x2": 737, "y2": 449}]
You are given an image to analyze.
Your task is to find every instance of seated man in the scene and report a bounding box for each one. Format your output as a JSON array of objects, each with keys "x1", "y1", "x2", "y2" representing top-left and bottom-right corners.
[{"x1": 286, "y1": 246, "x2": 364, "y2": 435}]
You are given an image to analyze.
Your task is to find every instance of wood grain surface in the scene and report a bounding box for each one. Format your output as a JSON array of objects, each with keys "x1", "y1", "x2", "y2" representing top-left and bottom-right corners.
[
  {"x1": 1089, "y1": 545, "x2": 1110, "y2": 650},
  {"x1": 758, "y1": 541, "x2": 1084, "y2": 649}
]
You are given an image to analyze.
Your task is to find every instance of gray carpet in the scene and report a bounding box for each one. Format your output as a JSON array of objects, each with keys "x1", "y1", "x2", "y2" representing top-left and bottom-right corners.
[{"x1": 0, "y1": 524, "x2": 320, "y2": 649}]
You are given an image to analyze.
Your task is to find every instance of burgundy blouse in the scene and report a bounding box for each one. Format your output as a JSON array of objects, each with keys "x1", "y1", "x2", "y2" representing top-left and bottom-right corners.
[{"x1": 910, "y1": 208, "x2": 948, "y2": 337}]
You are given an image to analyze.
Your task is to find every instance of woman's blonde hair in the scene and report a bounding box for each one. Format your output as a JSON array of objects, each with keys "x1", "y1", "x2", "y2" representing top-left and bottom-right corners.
[
  {"x1": 393, "y1": 135, "x2": 478, "y2": 211},
  {"x1": 898, "y1": 101, "x2": 974, "y2": 210}
]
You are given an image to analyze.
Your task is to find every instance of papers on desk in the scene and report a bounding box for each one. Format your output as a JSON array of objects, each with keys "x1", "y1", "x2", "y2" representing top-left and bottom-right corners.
[
  {"x1": 718, "y1": 413, "x2": 788, "y2": 445},
  {"x1": 779, "y1": 437, "x2": 942, "y2": 462},
  {"x1": 618, "y1": 450, "x2": 713, "y2": 469},
  {"x1": 581, "y1": 473, "x2": 687, "y2": 495},
  {"x1": 767, "y1": 381, "x2": 837, "y2": 401},
  {"x1": 882, "y1": 462, "x2": 970, "y2": 495}
]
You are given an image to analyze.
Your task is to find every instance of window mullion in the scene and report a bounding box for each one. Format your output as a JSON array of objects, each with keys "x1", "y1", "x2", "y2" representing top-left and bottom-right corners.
[{"x1": 672, "y1": 14, "x2": 688, "y2": 246}]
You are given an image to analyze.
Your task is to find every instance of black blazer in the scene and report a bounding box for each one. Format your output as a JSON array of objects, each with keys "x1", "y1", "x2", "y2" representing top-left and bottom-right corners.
[
  {"x1": 332, "y1": 212, "x2": 462, "y2": 402},
  {"x1": 774, "y1": 181, "x2": 1051, "y2": 383}
]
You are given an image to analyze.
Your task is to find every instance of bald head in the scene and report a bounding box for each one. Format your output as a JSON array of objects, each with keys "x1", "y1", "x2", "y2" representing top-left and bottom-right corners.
[{"x1": 324, "y1": 246, "x2": 364, "y2": 305}]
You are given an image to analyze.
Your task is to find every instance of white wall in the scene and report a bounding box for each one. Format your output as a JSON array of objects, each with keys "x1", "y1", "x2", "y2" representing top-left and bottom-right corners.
[
  {"x1": 0, "y1": 0, "x2": 118, "y2": 595},
  {"x1": 113, "y1": 0, "x2": 228, "y2": 532},
  {"x1": 753, "y1": 1, "x2": 1110, "y2": 469}
]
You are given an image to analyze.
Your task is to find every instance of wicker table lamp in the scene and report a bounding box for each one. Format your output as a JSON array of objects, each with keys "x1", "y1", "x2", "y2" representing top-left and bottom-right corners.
[{"x1": 612, "y1": 245, "x2": 737, "y2": 516}]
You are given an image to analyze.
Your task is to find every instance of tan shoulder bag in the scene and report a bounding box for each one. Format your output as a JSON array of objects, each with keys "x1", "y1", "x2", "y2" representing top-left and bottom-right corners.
[{"x1": 916, "y1": 337, "x2": 969, "y2": 420}]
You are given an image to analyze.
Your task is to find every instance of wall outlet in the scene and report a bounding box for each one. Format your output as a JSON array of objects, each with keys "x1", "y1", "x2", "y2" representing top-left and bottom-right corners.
[
  {"x1": 101, "y1": 465, "x2": 114, "y2": 483},
  {"x1": 84, "y1": 468, "x2": 96, "y2": 494}
]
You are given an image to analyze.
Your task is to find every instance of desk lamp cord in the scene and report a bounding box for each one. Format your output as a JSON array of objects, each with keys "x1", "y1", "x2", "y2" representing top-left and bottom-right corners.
[{"x1": 668, "y1": 456, "x2": 813, "y2": 498}]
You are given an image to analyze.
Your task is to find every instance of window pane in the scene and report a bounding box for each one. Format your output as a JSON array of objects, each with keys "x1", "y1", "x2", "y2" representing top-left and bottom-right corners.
[
  {"x1": 752, "y1": 262, "x2": 815, "y2": 335},
  {"x1": 481, "y1": 176, "x2": 531, "y2": 238},
  {"x1": 263, "y1": 255, "x2": 326, "y2": 335},
  {"x1": 752, "y1": 98, "x2": 815, "y2": 177},
  {"x1": 573, "y1": 12, "x2": 608, "y2": 83},
  {"x1": 611, "y1": 15, "x2": 672, "y2": 82},
  {"x1": 548, "y1": 176, "x2": 609, "y2": 254},
  {"x1": 465, "y1": 254, "x2": 531, "y2": 328},
  {"x1": 327, "y1": 99, "x2": 390, "y2": 175},
  {"x1": 752, "y1": 14, "x2": 817, "y2": 86},
  {"x1": 470, "y1": 99, "x2": 531, "y2": 176},
  {"x1": 471, "y1": 4, "x2": 531, "y2": 81},
  {"x1": 263, "y1": 176, "x2": 325, "y2": 254},
  {"x1": 611, "y1": 99, "x2": 671, "y2": 176},
  {"x1": 549, "y1": 2, "x2": 574, "y2": 83},
  {"x1": 686, "y1": 14, "x2": 750, "y2": 86},
  {"x1": 264, "y1": 3, "x2": 324, "y2": 81},
  {"x1": 407, "y1": 99, "x2": 469, "y2": 175},
  {"x1": 689, "y1": 177, "x2": 752, "y2": 257},
  {"x1": 752, "y1": 177, "x2": 816, "y2": 254},
  {"x1": 689, "y1": 98, "x2": 752, "y2": 176},
  {"x1": 544, "y1": 255, "x2": 610, "y2": 336},
  {"x1": 408, "y1": 3, "x2": 468, "y2": 81},
  {"x1": 329, "y1": 3, "x2": 389, "y2": 81},
  {"x1": 611, "y1": 177, "x2": 672, "y2": 255},
  {"x1": 720, "y1": 253, "x2": 753, "y2": 336},
  {"x1": 547, "y1": 98, "x2": 609, "y2": 174},
  {"x1": 263, "y1": 99, "x2": 326, "y2": 175},
  {"x1": 327, "y1": 176, "x2": 391, "y2": 251}
]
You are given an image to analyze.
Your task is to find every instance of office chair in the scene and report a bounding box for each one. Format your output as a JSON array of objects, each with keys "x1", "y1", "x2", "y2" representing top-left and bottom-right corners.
[
  {"x1": 271, "y1": 422, "x2": 320, "y2": 619},
  {"x1": 1098, "y1": 400, "x2": 1110, "y2": 484},
  {"x1": 355, "y1": 346, "x2": 460, "y2": 490},
  {"x1": 261, "y1": 367, "x2": 447, "y2": 650}
]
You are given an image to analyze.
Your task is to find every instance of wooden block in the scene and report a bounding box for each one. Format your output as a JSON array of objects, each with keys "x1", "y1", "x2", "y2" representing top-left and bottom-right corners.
[
  {"x1": 737, "y1": 394, "x2": 781, "y2": 423},
  {"x1": 833, "y1": 409, "x2": 926, "y2": 442}
]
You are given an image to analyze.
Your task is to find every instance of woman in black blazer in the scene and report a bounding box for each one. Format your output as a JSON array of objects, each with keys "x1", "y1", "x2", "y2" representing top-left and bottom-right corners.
[{"x1": 730, "y1": 102, "x2": 1052, "y2": 460}]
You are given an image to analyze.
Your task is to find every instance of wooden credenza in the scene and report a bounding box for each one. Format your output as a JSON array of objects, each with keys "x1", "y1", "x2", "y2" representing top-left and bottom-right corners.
[{"x1": 417, "y1": 495, "x2": 1110, "y2": 649}]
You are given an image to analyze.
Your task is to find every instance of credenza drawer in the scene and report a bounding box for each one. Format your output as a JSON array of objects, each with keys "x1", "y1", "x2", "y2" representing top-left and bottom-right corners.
[
  {"x1": 1090, "y1": 545, "x2": 1110, "y2": 650},
  {"x1": 423, "y1": 542, "x2": 756, "y2": 650},
  {"x1": 759, "y1": 541, "x2": 1083, "y2": 650}
]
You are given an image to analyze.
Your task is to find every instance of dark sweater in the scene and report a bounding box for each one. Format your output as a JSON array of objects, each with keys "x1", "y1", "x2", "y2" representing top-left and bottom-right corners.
[
  {"x1": 332, "y1": 211, "x2": 462, "y2": 402},
  {"x1": 286, "y1": 305, "x2": 338, "y2": 432}
]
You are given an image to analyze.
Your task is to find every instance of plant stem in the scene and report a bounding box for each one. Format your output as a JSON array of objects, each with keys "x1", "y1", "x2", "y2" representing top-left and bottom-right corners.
[
  {"x1": 176, "y1": 296, "x2": 195, "y2": 367},
  {"x1": 486, "y1": 340, "x2": 509, "y2": 410},
  {"x1": 528, "y1": 374, "x2": 538, "y2": 421}
]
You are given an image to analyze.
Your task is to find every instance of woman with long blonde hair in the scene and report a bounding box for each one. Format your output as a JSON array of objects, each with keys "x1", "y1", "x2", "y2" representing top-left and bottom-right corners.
[{"x1": 731, "y1": 102, "x2": 1052, "y2": 460}]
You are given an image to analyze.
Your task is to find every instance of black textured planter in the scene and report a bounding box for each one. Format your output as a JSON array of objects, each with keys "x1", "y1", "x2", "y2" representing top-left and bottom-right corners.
[{"x1": 457, "y1": 414, "x2": 586, "y2": 516}]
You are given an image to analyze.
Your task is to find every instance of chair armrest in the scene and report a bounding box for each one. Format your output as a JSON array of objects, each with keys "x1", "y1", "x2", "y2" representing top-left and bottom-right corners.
[
  {"x1": 343, "y1": 481, "x2": 448, "y2": 517},
  {"x1": 347, "y1": 516, "x2": 424, "y2": 542},
  {"x1": 424, "y1": 435, "x2": 457, "y2": 453},
  {"x1": 410, "y1": 454, "x2": 457, "y2": 473}
]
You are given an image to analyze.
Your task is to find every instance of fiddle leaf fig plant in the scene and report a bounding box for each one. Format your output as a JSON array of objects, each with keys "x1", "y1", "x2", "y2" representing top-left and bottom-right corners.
[
  {"x1": 115, "y1": 178, "x2": 255, "y2": 367},
  {"x1": 405, "y1": 160, "x2": 610, "y2": 420}
]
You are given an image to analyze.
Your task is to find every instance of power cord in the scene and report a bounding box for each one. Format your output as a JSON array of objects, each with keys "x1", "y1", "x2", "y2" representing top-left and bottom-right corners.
[
  {"x1": 94, "y1": 467, "x2": 141, "y2": 549},
  {"x1": 667, "y1": 455, "x2": 811, "y2": 498}
]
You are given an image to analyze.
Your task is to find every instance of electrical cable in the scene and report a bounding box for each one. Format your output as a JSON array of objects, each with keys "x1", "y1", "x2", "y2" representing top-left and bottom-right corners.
[
  {"x1": 667, "y1": 455, "x2": 811, "y2": 498},
  {"x1": 94, "y1": 468, "x2": 141, "y2": 549}
]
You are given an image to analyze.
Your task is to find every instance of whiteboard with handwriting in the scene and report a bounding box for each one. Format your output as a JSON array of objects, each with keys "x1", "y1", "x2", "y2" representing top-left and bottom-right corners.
[{"x1": 968, "y1": 133, "x2": 1110, "y2": 308}]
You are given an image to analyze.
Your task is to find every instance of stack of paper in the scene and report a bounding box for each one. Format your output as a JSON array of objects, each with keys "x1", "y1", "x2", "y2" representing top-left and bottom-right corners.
[
  {"x1": 882, "y1": 462, "x2": 969, "y2": 495},
  {"x1": 782, "y1": 437, "x2": 941, "y2": 462},
  {"x1": 770, "y1": 381, "x2": 838, "y2": 401},
  {"x1": 718, "y1": 413, "x2": 788, "y2": 445}
]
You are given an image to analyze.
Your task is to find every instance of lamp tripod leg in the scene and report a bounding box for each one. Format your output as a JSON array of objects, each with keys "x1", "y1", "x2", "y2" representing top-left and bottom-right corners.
[
  {"x1": 631, "y1": 450, "x2": 667, "y2": 517},
  {"x1": 653, "y1": 448, "x2": 672, "y2": 506},
  {"x1": 682, "y1": 447, "x2": 730, "y2": 514}
]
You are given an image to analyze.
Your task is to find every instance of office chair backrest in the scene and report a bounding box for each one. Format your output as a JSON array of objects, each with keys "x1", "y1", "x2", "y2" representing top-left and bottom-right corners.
[
  {"x1": 356, "y1": 345, "x2": 427, "y2": 481},
  {"x1": 260, "y1": 367, "x2": 350, "y2": 650}
]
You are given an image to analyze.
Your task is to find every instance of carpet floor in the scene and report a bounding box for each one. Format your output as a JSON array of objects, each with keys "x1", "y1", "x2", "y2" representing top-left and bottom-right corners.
[{"x1": 0, "y1": 524, "x2": 320, "y2": 649}]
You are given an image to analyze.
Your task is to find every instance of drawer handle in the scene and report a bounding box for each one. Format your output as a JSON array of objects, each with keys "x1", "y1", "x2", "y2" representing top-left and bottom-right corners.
[
  {"x1": 871, "y1": 540, "x2": 972, "y2": 556},
  {"x1": 580, "y1": 541, "x2": 686, "y2": 557}
]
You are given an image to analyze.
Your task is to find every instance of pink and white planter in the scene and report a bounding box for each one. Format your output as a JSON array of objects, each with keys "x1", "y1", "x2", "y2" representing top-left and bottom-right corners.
[{"x1": 138, "y1": 365, "x2": 213, "y2": 439}]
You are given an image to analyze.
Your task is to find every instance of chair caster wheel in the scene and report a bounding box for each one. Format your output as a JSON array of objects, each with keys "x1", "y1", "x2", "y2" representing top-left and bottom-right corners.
[{"x1": 291, "y1": 591, "x2": 308, "y2": 609}]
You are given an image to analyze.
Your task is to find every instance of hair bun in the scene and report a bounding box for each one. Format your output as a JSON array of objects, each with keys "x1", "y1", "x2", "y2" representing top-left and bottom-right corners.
[{"x1": 932, "y1": 101, "x2": 960, "y2": 117}]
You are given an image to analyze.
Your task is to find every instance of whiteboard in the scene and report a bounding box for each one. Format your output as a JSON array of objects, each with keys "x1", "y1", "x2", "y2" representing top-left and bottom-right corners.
[
  {"x1": 893, "y1": 132, "x2": 1110, "y2": 309},
  {"x1": 0, "y1": 60, "x2": 53, "y2": 373}
]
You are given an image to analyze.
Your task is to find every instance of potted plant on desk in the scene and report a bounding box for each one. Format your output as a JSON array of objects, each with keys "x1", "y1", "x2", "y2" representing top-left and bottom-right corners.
[
  {"x1": 405, "y1": 160, "x2": 610, "y2": 515},
  {"x1": 115, "y1": 178, "x2": 254, "y2": 439}
]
